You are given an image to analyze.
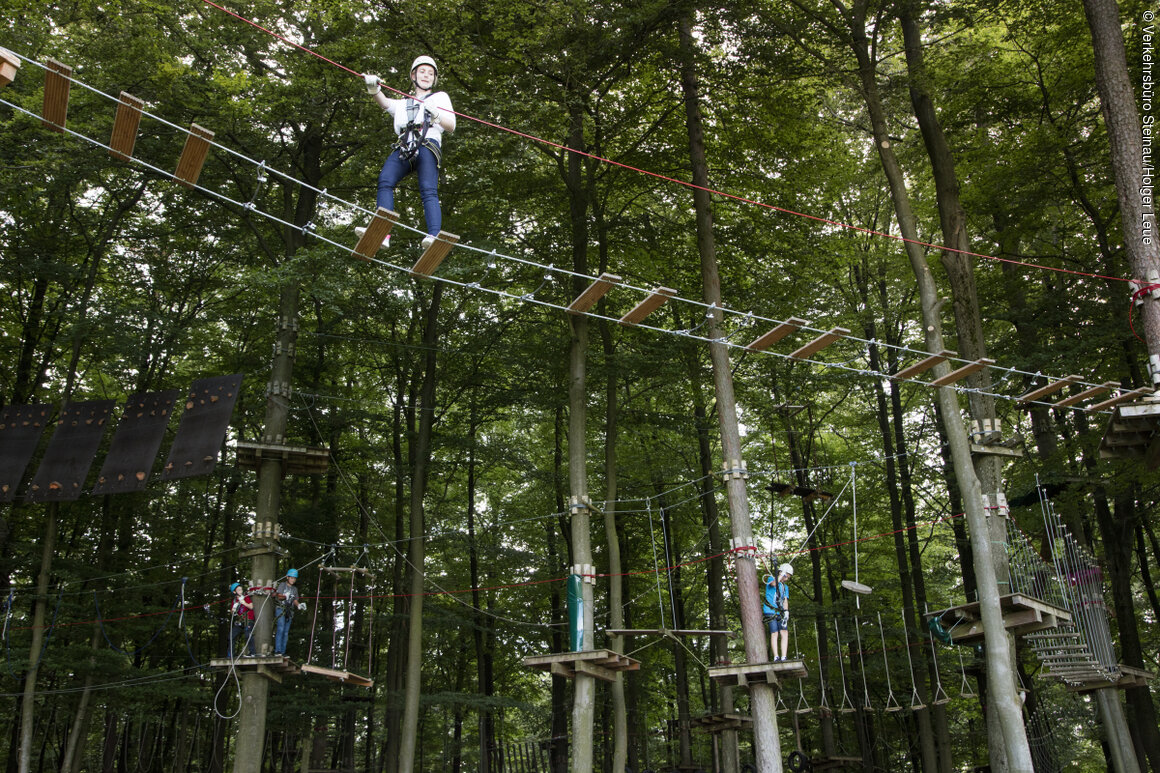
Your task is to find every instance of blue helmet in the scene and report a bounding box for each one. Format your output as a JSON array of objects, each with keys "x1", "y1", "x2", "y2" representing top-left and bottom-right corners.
[
  {"x1": 230, "y1": 582, "x2": 242, "y2": 593},
  {"x1": 286, "y1": 568, "x2": 298, "y2": 579}
]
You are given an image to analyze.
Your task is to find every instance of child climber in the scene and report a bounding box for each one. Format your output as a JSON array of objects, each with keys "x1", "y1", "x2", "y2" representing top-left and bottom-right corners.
[
  {"x1": 762, "y1": 563, "x2": 793, "y2": 662},
  {"x1": 360, "y1": 55, "x2": 456, "y2": 250}
]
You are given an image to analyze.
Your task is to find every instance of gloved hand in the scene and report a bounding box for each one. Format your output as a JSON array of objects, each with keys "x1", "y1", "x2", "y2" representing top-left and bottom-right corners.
[
  {"x1": 782, "y1": 611, "x2": 789, "y2": 625},
  {"x1": 298, "y1": 602, "x2": 307, "y2": 611},
  {"x1": 425, "y1": 105, "x2": 440, "y2": 125},
  {"x1": 364, "y1": 74, "x2": 380, "y2": 95}
]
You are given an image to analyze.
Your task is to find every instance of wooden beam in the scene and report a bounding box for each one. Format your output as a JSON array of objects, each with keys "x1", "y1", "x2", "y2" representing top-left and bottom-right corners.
[
  {"x1": 788, "y1": 326, "x2": 849, "y2": 361},
  {"x1": 109, "y1": 92, "x2": 144, "y2": 161},
  {"x1": 0, "y1": 47, "x2": 20, "y2": 89},
  {"x1": 1087, "y1": 387, "x2": 1155, "y2": 413},
  {"x1": 746, "y1": 317, "x2": 807, "y2": 352},
  {"x1": 174, "y1": 123, "x2": 215, "y2": 188},
  {"x1": 893, "y1": 350, "x2": 956, "y2": 381},
  {"x1": 1052, "y1": 381, "x2": 1118, "y2": 408},
  {"x1": 928, "y1": 358, "x2": 995, "y2": 387},
  {"x1": 352, "y1": 208, "x2": 399, "y2": 261},
  {"x1": 1016, "y1": 375, "x2": 1083, "y2": 404},
  {"x1": 42, "y1": 57, "x2": 71, "y2": 132},
  {"x1": 567, "y1": 272, "x2": 620, "y2": 314},
  {"x1": 410, "y1": 230, "x2": 460, "y2": 276},
  {"x1": 619, "y1": 286, "x2": 676, "y2": 326}
]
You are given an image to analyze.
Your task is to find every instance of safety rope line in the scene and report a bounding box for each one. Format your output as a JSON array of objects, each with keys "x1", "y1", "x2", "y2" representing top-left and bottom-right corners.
[
  {"x1": 196, "y1": 0, "x2": 1137, "y2": 286},
  {"x1": 0, "y1": 49, "x2": 1135, "y2": 417},
  {"x1": 95, "y1": 590, "x2": 180, "y2": 657}
]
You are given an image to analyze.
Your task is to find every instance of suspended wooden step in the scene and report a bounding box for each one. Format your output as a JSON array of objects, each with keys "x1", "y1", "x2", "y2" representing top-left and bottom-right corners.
[
  {"x1": 174, "y1": 123, "x2": 214, "y2": 188},
  {"x1": 208, "y1": 654, "x2": 300, "y2": 683},
  {"x1": 968, "y1": 418, "x2": 1023, "y2": 459},
  {"x1": 522, "y1": 649, "x2": 639, "y2": 683},
  {"x1": 0, "y1": 47, "x2": 20, "y2": 88},
  {"x1": 1098, "y1": 394, "x2": 1160, "y2": 466},
  {"x1": 300, "y1": 663, "x2": 374, "y2": 688},
  {"x1": 789, "y1": 327, "x2": 849, "y2": 361},
  {"x1": 928, "y1": 358, "x2": 994, "y2": 387},
  {"x1": 1017, "y1": 375, "x2": 1082, "y2": 404},
  {"x1": 42, "y1": 58, "x2": 71, "y2": 132},
  {"x1": 1052, "y1": 381, "x2": 1117, "y2": 408},
  {"x1": 235, "y1": 440, "x2": 329, "y2": 475},
  {"x1": 746, "y1": 317, "x2": 806, "y2": 352},
  {"x1": 108, "y1": 92, "x2": 144, "y2": 161},
  {"x1": 411, "y1": 230, "x2": 460, "y2": 276},
  {"x1": 767, "y1": 482, "x2": 834, "y2": 502},
  {"x1": 619, "y1": 286, "x2": 676, "y2": 326},
  {"x1": 924, "y1": 593, "x2": 1071, "y2": 645},
  {"x1": 567, "y1": 273, "x2": 620, "y2": 314},
  {"x1": 707, "y1": 659, "x2": 807, "y2": 688},
  {"x1": 352, "y1": 208, "x2": 399, "y2": 260},
  {"x1": 690, "y1": 713, "x2": 752, "y2": 733},
  {"x1": 893, "y1": 350, "x2": 955, "y2": 381}
]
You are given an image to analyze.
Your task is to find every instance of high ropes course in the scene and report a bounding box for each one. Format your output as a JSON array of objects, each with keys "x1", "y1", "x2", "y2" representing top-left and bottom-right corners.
[{"x1": 0, "y1": 45, "x2": 1150, "y2": 423}]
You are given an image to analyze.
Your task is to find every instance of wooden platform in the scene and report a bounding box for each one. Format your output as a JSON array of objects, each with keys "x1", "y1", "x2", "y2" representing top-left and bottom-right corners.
[
  {"x1": 1058, "y1": 664, "x2": 1154, "y2": 693},
  {"x1": 300, "y1": 663, "x2": 374, "y2": 688},
  {"x1": 811, "y1": 757, "x2": 863, "y2": 770},
  {"x1": 1098, "y1": 396, "x2": 1160, "y2": 467},
  {"x1": 209, "y1": 655, "x2": 300, "y2": 683},
  {"x1": 707, "y1": 659, "x2": 807, "y2": 688},
  {"x1": 925, "y1": 594, "x2": 1070, "y2": 644},
  {"x1": 523, "y1": 649, "x2": 640, "y2": 683},
  {"x1": 235, "y1": 440, "x2": 329, "y2": 475},
  {"x1": 691, "y1": 712, "x2": 752, "y2": 733}
]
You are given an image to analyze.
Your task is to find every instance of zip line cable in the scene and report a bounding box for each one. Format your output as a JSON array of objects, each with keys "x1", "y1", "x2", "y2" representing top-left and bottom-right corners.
[
  {"x1": 0, "y1": 49, "x2": 1135, "y2": 419},
  {"x1": 197, "y1": 0, "x2": 1135, "y2": 286}
]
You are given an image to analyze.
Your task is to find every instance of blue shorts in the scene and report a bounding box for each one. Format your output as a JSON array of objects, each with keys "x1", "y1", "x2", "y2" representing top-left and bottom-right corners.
[{"x1": 765, "y1": 615, "x2": 786, "y2": 634}]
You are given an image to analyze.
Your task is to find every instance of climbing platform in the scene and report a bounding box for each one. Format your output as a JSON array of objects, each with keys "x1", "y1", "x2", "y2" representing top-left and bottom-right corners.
[
  {"x1": 691, "y1": 712, "x2": 752, "y2": 733},
  {"x1": 707, "y1": 659, "x2": 808, "y2": 688},
  {"x1": 968, "y1": 418, "x2": 1023, "y2": 459},
  {"x1": 299, "y1": 663, "x2": 374, "y2": 688},
  {"x1": 235, "y1": 440, "x2": 329, "y2": 475},
  {"x1": 1098, "y1": 394, "x2": 1160, "y2": 467},
  {"x1": 522, "y1": 649, "x2": 640, "y2": 683},
  {"x1": 1063, "y1": 664, "x2": 1154, "y2": 693},
  {"x1": 925, "y1": 593, "x2": 1070, "y2": 644},
  {"x1": 208, "y1": 654, "x2": 300, "y2": 683}
]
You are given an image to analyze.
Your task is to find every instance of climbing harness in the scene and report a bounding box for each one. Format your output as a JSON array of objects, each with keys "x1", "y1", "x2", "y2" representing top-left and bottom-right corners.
[{"x1": 394, "y1": 98, "x2": 440, "y2": 164}]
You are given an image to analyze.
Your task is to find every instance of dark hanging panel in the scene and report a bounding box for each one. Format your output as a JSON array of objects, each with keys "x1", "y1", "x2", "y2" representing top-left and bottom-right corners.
[
  {"x1": 0, "y1": 404, "x2": 52, "y2": 502},
  {"x1": 159, "y1": 374, "x2": 243, "y2": 481},
  {"x1": 27, "y1": 401, "x2": 116, "y2": 502},
  {"x1": 92, "y1": 389, "x2": 180, "y2": 495}
]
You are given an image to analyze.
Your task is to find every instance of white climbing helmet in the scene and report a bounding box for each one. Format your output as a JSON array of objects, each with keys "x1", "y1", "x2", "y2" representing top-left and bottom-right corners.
[
  {"x1": 410, "y1": 55, "x2": 438, "y2": 87},
  {"x1": 779, "y1": 563, "x2": 794, "y2": 577}
]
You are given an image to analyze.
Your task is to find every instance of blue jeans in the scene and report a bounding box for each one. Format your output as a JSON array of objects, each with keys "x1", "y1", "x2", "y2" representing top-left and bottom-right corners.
[
  {"x1": 377, "y1": 143, "x2": 441, "y2": 236},
  {"x1": 274, "y1": 611, "x2": 292, "y2": 654},
  {"x1": 229, "y1": 621, "x2": 255, "y2": 657}
]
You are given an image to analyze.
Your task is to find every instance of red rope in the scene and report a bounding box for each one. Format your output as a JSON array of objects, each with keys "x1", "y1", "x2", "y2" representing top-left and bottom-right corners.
[
  {"x1": 1129, "y1": 283, "x2": 1160, "y2": 343},
  {"x1": 196, "y1": 0, "x2": 1134, "y2": 285}
]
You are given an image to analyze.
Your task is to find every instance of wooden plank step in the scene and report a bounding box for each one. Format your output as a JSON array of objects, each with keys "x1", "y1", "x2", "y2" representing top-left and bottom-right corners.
[
  {"x1": 300, "y1": 663, "x2": 374, "y2": 688},
  {"x1": 1017, "y1": 375, "x2": 1083, "y2": 404},
  {"x1": 1053, "y1": 381, "x2": 1117, "y2": 408},
  {"x1": 746, "y1": 317, "x2": 807, "y2": 352},
  {"x1": 352, "y1": 208, "x2": 399, "y2": 260},
  {"x1": 175, "y1": 123, "x2": 214, "y2": 188},
  {"x1": 0, "y1": 47, "x2": 20, "y2": 88},
  {"x1": 410, "y1": 230, "x2": 460, "y2": 276},
  {"x1": 929, "y1": 358, "x2": 994, "y2": 387},
  {"x1": 42, "y1": 57, "x2": 71, "y2": 132},
  {"x1": 109, "y1": 92, "x2": 144, "y2": 161},
  {"x1": 894, "y1": 350, "x2": 955, "y2": 381},
  {"x1": 619, "y1": 286, "x2": 676, "y2": 326},
  {"x1": 789, "y1": 327, "x2": 849, "y2": 361},
  {"x1": 567, "y1": 273, "x2": 620, "y2": 314}
]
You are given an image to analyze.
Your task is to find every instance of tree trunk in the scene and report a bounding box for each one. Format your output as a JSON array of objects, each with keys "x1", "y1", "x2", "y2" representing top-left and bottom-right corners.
[
  {"x1": 678, "y1": 13, "x2": 782, "y2": 770},
  {"x1": 842, "y1": 2, "x2": 1033, "y2": 769},
  {"x1": 398, "y1": 283, "x2": 443, "y2": 773}
]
